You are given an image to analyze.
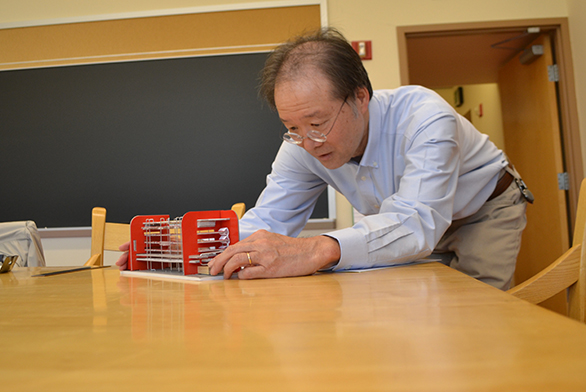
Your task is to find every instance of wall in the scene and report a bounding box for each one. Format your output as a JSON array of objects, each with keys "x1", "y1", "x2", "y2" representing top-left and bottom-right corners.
[
  {"x1": 0, "y1": 1, "x2": 571, "y2": 90},
  {"x1": 3, "y1": 0, "x2": 584, "y2": 265},
  {"x1": 435, "y1": 84, "x2": 504, "y2": 150},
  {"x1": 41, "y1": 236, "x2": 119, "y2": 267}
]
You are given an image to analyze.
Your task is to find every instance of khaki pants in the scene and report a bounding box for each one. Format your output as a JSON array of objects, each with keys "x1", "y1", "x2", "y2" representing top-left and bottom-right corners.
[{"x1": 432, "y1": 180, "x2": 527, "y2": 290}]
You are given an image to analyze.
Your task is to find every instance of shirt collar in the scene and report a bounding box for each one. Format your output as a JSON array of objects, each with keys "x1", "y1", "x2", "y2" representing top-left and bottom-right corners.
[{"x1": 354, "y1": 94, "x2": 382, "y2": 168}]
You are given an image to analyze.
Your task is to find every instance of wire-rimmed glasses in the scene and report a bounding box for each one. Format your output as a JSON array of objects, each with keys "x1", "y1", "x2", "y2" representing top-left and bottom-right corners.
[{"x1": 282, "y1": 96, "x2": 348, "y2": 145}]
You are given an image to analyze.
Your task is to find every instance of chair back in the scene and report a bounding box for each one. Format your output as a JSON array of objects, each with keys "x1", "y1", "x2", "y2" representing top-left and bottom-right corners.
[
  {"x1": 569, "y1": 180, "x2": 586, "y2": 321},
  {"x1": 84, "y1": 207, "x2": 130, "y2": 267},
  {"x1": 231, "y1": 202, "x2": 246, "y2": 219},
  {"x1": 507, "y1": 179, "x2": 586, "y2": 323}
]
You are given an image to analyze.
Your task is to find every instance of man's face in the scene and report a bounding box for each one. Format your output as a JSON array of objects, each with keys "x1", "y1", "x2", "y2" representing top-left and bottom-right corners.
[{"x1": 274, "y1": 74, "x2": 370, "y2": 170}]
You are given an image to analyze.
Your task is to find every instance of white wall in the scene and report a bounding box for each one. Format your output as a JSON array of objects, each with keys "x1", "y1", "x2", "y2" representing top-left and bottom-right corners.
[
  {"x1": 435, "y1": 84, "x2": 505, "y2": 150},
  {"x1": 41, "y1": 236, "x2": 120, "y2": 267}
]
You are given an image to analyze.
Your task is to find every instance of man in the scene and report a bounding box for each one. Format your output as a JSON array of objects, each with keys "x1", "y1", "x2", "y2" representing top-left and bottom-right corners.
[{"x1": 118, "y1": 28, "x2": 530, "y2": 290}]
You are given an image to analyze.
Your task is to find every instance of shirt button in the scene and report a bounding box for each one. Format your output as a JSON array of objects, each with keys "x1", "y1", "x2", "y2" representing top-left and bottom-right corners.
[
  {"x1": 374, "y1": 204, "x2": 380, "y2": 209},
  {"x1": 361, "y1": 176, "x2": 367, "y2": 181},
  {"x1": 373, "y1": 162, "x2": 378, "y2": 167}
]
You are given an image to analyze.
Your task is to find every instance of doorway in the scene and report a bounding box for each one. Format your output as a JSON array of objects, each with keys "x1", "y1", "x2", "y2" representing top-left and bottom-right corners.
[{"x1": 397, "y1": 18, "x2": 582, "y2": 315}]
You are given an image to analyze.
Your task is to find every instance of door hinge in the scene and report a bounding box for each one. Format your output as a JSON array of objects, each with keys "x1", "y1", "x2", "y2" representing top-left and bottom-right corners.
[
  {"x1": 558, "y1": 172, "x2": 570, "y2": 190},
  {"x1": 548, "y1": 64, "x2": 559, "y2": 82}
]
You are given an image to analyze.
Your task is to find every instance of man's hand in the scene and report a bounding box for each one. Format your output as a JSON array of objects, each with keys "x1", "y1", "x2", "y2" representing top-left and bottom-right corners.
[
  {"x1": 115, "y1": 241, "x2": 131, "y2": 270},
  {"x1": 207, "y1": 230, "x2": 341, "y2": 279}
]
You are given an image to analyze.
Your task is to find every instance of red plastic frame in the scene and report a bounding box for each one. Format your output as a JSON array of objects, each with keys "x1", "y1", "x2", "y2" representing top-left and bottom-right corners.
[{"x1": 128, "y1": 210, "x2": 239, "y2": 275}]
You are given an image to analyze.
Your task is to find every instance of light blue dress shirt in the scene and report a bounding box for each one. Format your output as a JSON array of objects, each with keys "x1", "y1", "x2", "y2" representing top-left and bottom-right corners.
[{"x1": 239, "y1": 86, "x2": 507, "y2": 270}]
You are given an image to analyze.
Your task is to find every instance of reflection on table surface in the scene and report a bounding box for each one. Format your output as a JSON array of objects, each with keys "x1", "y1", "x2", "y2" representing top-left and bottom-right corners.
[{"x1": 3, "y1": 262, "x2": 586, "y2": 391}]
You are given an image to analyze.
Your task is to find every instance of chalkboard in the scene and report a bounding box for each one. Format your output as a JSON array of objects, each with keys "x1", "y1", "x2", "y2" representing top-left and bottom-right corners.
[{"x1": 0, "y1": 53, "x2": 328, "y2": 227}]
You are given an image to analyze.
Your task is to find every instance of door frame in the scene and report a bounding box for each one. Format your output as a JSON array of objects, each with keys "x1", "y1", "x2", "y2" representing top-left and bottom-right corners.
[{"x1": 397, "y1": 18, "x2": 583, "y2": 229}]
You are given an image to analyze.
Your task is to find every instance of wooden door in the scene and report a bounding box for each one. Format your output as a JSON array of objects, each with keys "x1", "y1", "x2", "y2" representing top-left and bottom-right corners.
[{"x1": 498, "y1": 33, "x2": 569, "y2": 314}]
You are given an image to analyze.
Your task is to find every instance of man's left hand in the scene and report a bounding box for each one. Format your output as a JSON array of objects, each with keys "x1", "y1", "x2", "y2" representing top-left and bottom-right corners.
[{"x1": 207, "y1": 230, "x2": 340, "y2": 279}]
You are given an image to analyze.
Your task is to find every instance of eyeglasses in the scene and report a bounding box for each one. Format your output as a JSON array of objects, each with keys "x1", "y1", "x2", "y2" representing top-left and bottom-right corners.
[{"x1": 282, "y1": 96, "x2": 348, "y2": 145}]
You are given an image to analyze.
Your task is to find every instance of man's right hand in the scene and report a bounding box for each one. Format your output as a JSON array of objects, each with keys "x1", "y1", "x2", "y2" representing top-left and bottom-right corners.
[{"x1": 115, "y1": 241, "x2": 131, "y2": 270}]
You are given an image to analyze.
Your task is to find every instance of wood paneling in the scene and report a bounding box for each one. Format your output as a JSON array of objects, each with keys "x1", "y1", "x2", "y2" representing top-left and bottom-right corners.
[{"x1": 0, "y1": 5, "x2": 321, "y2": 70}]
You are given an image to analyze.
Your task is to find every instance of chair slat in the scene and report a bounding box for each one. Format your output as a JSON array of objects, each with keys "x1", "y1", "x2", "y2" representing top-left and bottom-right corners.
[
  {"x1": 508, "y1": 245, "x2": 580, "y2": 304},
  {"x1": 104, "y1": 223, "x2": 130, "y2": 251}
]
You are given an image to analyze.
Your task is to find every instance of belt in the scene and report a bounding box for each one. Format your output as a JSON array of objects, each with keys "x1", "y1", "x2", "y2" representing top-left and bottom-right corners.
[{"x1": 487, "y1": 167, "x2": 514, "y2": 201}]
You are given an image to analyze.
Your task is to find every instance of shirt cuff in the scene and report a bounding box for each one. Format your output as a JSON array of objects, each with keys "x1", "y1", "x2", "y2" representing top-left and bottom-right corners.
[{"x1": 322, "y1": 227, "x2": 368, "y2": 271}]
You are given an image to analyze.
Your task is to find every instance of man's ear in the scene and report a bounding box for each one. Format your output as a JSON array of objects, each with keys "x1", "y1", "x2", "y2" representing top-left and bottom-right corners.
[{"x1": 354, "y1": 86, "x2": 370, "y2": 114}]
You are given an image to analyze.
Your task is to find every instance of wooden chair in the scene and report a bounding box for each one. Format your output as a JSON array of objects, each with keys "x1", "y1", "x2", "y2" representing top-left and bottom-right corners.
[
  {"x1": 507, "y1": 179, "x2": 586, "y2": 323},
  {"x1": 83, "y1": 207, "x2": 130, "y2": 267},
  {"x1": 83, "y1": 203, "x2": 246, "y2": 267},
  {"x1": 231, "y1": 202, "x2": 246, "y2": 219}
]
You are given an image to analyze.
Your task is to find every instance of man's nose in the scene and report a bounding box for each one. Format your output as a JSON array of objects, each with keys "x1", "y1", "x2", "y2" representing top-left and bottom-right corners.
[{"x1": 303, "y1": 137, "x2": 324, "y2": 150}]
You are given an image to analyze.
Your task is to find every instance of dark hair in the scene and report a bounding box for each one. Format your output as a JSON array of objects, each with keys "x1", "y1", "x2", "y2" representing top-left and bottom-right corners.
[{"x1": 259, "y1": 27, "x2": 373, "y2": 110}]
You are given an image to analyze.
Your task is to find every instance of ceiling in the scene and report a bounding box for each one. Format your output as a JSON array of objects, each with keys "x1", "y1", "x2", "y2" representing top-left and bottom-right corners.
[{"x1": 406, "y1": 30, "x2": 543, "y2": 88}]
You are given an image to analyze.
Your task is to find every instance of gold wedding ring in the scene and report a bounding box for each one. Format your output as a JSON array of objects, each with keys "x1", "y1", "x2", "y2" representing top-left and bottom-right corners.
[{"x1": 246, "y1": 252, "x2": 252, "y2": 266}]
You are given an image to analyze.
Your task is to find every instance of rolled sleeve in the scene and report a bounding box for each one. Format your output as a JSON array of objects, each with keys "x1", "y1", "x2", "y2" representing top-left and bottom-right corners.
[{"x1": 325, "y1": 212, "x2": 432, "y2": 271}]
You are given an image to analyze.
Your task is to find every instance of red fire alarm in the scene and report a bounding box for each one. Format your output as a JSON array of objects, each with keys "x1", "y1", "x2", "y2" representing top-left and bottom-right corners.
[{"x1": 351, "y1": 40, "x2": 372, "y2": 60}]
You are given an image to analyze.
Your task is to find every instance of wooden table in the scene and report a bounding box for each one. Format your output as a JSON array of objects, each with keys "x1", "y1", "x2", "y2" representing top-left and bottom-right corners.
[{"x1": 2, "y1": 262, "x2": 586, "y2": 391}]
